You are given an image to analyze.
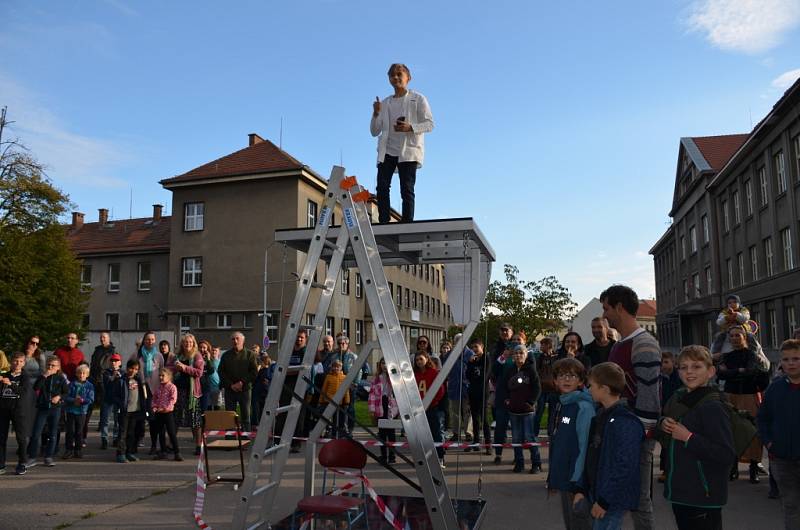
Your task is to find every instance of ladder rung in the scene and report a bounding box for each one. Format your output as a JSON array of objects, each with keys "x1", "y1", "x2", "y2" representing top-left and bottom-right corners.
[
  {"x1": 263, "y1": 443, "x2": 288, "y2": 457},
  {"x1": 323, "y1": 239, "x2": 341, "y2": 250},
  {"x1": 252, "y1": 481, "x2": 278, "y2": 497},
  {"x1": 300, "y1": 324, "x2": 322, "y2": 331},
  {"x1": 311, "y1": 281, "x2": 327, "y2": 289},
  {"x1": 276, "y1": 403, "x2": 301, "y2": 414},
  {"x1": 285, "y1": 363, "x2": 311, "y2": 373}
]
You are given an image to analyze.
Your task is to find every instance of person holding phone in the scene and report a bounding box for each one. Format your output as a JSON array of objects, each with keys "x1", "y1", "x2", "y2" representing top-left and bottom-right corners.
[{"x1": 370, "y1": 63, "x2": 434, "y2": 223}]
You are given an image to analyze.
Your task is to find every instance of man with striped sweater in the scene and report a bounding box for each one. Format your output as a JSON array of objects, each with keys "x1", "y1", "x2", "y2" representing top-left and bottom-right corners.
[{"x1": 600, "y1": 285, "x2": 661, "y2": 530}]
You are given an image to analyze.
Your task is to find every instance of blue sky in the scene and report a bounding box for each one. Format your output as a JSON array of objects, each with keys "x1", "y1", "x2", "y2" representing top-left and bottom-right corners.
[{"x1": 2, "y1": 0, "x2": 799, "y2": 308}]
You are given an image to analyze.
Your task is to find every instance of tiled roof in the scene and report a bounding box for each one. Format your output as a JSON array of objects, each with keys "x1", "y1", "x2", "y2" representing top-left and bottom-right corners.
[
  {"x1": 67, "y1": 217, "x2": 171, "y2": 255},
  {"x1": 638, "y1": 299, "x2": 657, "y2": 318},
  {"x1": 161, "y1": 138, "x2": 305, "y2": 185},
  {"x1": 691, "y1": 134, "x2": 749, "y2": 172}
]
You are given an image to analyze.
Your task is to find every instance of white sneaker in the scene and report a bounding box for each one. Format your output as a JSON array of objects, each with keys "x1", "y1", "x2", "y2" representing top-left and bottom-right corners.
[
  {"x1": 44, "y1": 458, "x2": 54, "y2": 467},
  {"x1": 25, "y1": 459, "x2": 37, "y2": 469}
]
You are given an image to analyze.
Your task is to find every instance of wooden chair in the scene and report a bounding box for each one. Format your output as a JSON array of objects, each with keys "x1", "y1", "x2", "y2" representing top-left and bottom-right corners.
[
  {"x1": 202, "y1": 410, "x2": 251, "y2": 485},
  {"x1": 294, "y1": 438, "x2": 368, "y2": 529}
]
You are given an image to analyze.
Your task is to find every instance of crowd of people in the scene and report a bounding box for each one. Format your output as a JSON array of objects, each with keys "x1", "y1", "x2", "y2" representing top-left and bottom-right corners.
[{"x1": 2, "y1": 284, "x2": 800, "y2": 530}]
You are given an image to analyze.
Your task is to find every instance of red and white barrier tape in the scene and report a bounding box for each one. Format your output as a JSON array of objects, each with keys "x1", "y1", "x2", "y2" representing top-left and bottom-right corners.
[{"x1": 193, "y1": 442, "x2": 211, "y2": 529}]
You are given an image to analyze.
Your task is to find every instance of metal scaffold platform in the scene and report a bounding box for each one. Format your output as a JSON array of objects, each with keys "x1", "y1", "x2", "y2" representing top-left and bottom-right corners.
[{"x1": 230, "y1": 166, "x2": 495, "y2": 530}]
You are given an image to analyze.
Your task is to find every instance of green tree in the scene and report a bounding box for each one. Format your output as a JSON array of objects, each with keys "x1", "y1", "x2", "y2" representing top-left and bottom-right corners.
[
  {"x1": 0, "y1": 109, "x2": 86, "y2": 351},
  {"x1": 481, "y1": 264, "x2": 577, "y2": 346}
]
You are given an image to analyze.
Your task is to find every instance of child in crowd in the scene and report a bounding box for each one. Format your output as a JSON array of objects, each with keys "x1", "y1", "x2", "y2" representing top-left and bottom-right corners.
[
  {"x1": 757, "y1": 339, "x2": 800, "y2": 529},
  {"x1": 658, "y1": 345, "x2": 735, "y2": 530},
  {"x1": 0, "y1": 352, "x2": 35, "y2": 475},
  {"x1": 415, "y1": 351, "x2": 446, "y2": 466},
  {"x1": 546, "y1": 357, "x2": 595, "y2": 530},
  {"x1": 113, "y1": 359, "x2": 151, "y2": 463},
  {"x1": 502, "y1": 344, "x2": 542, "y2": 473},
  {"x1": 576, "y1": 362, "x2": 644, "y2": 530},
  {"x1": 368, "y1": 357, "x2": 398, "y2": 464},
  {"x1": 466, "y1": 338, "x2": 492, "y2": 455},
  {"x1": 252, "y1": 353, "x2": 272, "y2": 427},
  {"x1": 658, "y1": 350, "x2": 682, "y2": 483},
  {"x1": 28, "y1": 356, "x2": 69, "y2": 467},
  {"x1": 63, "y1": 363, "x2": 95, "y2": 459},
  {"x1": 99, "y1": 353, "x2": 122, "y2": 449},
  {"x1": 320, "y1": 360, "x2": 350, "y2": 438},
  {"x1": 151, "y1": 368, "x2": 181, "y2": 461}
]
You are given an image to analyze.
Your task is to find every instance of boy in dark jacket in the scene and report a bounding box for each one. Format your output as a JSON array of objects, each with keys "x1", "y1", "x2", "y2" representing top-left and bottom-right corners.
[
  {"x1": 466, "y1": 339, "x2": 491, "y2": 455},
  {"x1": 657, "y1": 345, "x2": 735, "y2": 530},
  {"x1": 547, "y1": 357, "x2": 595, "y2": 530},
  {"x1": 757, "y1": 339, "x2": 800, "y2": 529},
  {"x1": 535, "y1": 337, "x2": 562, "y2": 438},
  {"x1": 0, "y1": 352, "x2": 36, "y2": 475},
  {"x1": 28, "y1": 356, "x2": 69, "y2": 467},
  {"x1": 501, "y1": 344, "x2": 542, "y2": 473},
  {"x1": 99, "y1": 353, "x2": 123, "y2": 449},
  {"x1": 113, "y1": 359, "x2": 151, "y2": 463},
  {"x1": 576, "y1": 362, "x2": 643, "y2": 530}
]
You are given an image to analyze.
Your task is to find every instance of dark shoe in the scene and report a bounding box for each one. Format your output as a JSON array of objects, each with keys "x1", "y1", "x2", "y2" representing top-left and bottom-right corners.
[
  {"x1": 484, "y1": 448, "x2": 492, "y2": 456},
  {"x1": 512, "y1": 463, "x2": 523, "y2": 473},
  {"x1": 174, "y1": 453, "x2": 184, "y2": 462},
  {"x1": 729, "y1": 467, "x2": 739, "y2": 481},
  {"x1": 116, "y1": 454, "x2": 127, "y2": 463},
  {"x1": 15, "y1": 463, "x2": 26, "y2": 475},
  {"x1": 73, "y1": 450, "x2": 83, "y2": 459},
  {"x1": 531, "y1": 464, "x2": 542, "y2": 474},
  {"x1": 62, "y1": 451, "x2": 73, "y2": 460},
  {"x1": 749, "y1": 463, "x2": 760, "y2": 484},
  {"x1": 768, "y1": 489, "x2": 780, "y2": 499},
  {"x1": 493, "y1": 456, "x2": 502, "y2": 465},
  {"x1": 25, "y1": 459, "x2": 37, "y2": 469},
  {"x1": 44, "y1": 458, "x2": 54, "y2": 467},
  {"x1": 388, "y1": 456, "x2": 397, "y2": 464},
  {"x1": 149, "y1": 446, "x2": 158, "y2": 455},
  {"x1": 125, "y1": 453, "x2": 139, "y2": 462},
  {"x1": 154, "y1": 452, "x2": 167, "y2": 460},
  {"x1": 101, "y1": 438, "x2": 108, "y2": 450}
]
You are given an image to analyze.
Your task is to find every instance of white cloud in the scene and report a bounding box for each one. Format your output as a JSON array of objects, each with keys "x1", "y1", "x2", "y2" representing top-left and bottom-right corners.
[
  {"x1": 0, "y1": 73, "x2": 129, "y2": 189},
  {"x1": 686, "y1": 0, "x2": 800, "y2": 54},
  {"x1": 772, "y1": 68, "x2": 800, "y2": 89}
]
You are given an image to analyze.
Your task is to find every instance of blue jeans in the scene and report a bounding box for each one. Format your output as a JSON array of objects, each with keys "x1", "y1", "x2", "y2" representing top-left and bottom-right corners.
[
  {"x1": 771, "y1": 457, "x2": 800, "y2": 529},
  {"x1": 593, "y1": 510, "x2": 625, "y2": 530},
  {"x1": 99, "y1": 401, "x2": 119, "y2": 441},
  {"x1": 426, "y1": 408, "x2": 445, "y2": 460},
  {"x1": 493, "y1": 405, "x2": 510, "y2": 456},
  {"x1": 534, "y1": 392, "x2": 559, "y2": 437},
  {"x1": 510, "y1": 412, "x2": 540, "y2": 467},
  {"x1": 29, "y1": 407, "x2": 61, "y2": 459}
]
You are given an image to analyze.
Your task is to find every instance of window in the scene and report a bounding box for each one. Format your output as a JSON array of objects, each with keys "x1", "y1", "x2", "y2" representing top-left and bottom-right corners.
[
  {"x1": 355, "y1": 273, "x2": 362, "y2": 298},
  {"x1": 355, "y1": 320, "x2": 364, "y2": 345},
  {"x1": 325, "y1": 316, "x2": 334, "y2": 337},
  {"x1": 436, "y1": 269, "x2": 440, "y2": 286},
  {"x1": 425, "y1": 295, "x2": 430, "y2": 313},
  {"x1": 733, "y1": 191, "x2": 741, "y2": 224},
  {"x1": 680, "y1": 236, "x2": 686, "y2": 260},
  {"x1": 182, "y1": 257, "x2": 202, "y2": 287},
  {"x1": 136, "y1": 313, "x2": 149, "y2": 330},
  {"x1": 412, "y1": 291, "x2": 418, "y2": 309},
  {"x1": 180, "y1": 315, "x2": 192, "y2": 332},
  {"x1": 689, "y1": 226, "x2": 697, "y2": 253},
  {"x1": 265, "y1": 312, "x2": 278, "y2": 342},
  {"x1": 782, "y1": 228, "x2": 794, "y2": 270},
  {"x1": 341, "y1": 269, "x2": 350, "y2": 295},
  {"x1": 425, "y1": 266, "x2": 430, "y2": 282},
  {"x1": 106, "y1": 313, "x2": 119, "y2": 330},
  {"x1": 758, "y1": 167, "x2": 768, "y2": 206},
  {"x1": 243, "y1": 313, "x2": 251, "y2": 328},
  {"x1": 307, "y1": 200, "x2": 318, "y2": 228},
  {"x1": 405, "y1": 288, "x2": 410, "y2": 308},
  {"x1": 737, "y1": 253, "x2": 744, "y2": 286},
  {"x1": 701, "y1": 215, "x2": 709, "y2": 243},
  {"x1": 776, "y1": 151, "x2": 787, "y2": 194},
  {"x1": 306, "y1": 313, "x2": 314, "y2": 325},
  {"x1": 683, "y1": 279, "x2": 688, "y2": 302},
  {"x1": 217, "y1": 314, "x2": 232, "y2": 329},
  {"x1": 750, "y1": 245, "x2": 759, "y2": 281},
  {"x1": 437, "y1": 299, "x2": 441, "y2": 315},
  {"x1": 768, "y1": 309, "x2": 778, "y2": 349},
  {"x1": 765, "y1": 237, "x2": 775, "y2": 276},
  {"x1": 692, "y1": 273, "x2": 700, "y2": 298},
  {"x1": 705, "y1": 266, "x2": 712, "y2": 293},
  {"x1": 184, "y1": 202, "x2": 204, "y2": 231},
  {"x1": 107, "y1": 263, "x2": 120, "y2": 292},
  {"x1": 341, "y1": 318, "x2": 350, "y2": 339},
  {"x1": 744, "y1": 179, "x2": 753, "y2": 216},
  {"x1": 82, "y1": 314, "x2": 90, "y2": 329},
  {"x1": 137, "y1": 262, "x2": 151, "y2": 291},
  {"x1": 722, "y1": 200, "x2": 729, "y2": 231},
  {"x1": 787, "y1": 306, "x2": 797, "y2": 336},
  {"x1": 396, "y1": 284, "x2": 402, "y2": 307},
  {"x1": 80, "y1": 265, "x2": 92, "y2": 292},
  {"x1": 726, "y1": 259, "x2": 733, "y2": 289},
  {"x1": 794, "y1": 136, "x2": 800, "y2": 181}
]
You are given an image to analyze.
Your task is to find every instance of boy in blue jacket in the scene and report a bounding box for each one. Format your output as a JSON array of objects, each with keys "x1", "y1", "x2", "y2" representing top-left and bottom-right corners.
[
  {"x1": 757, "y1": 339, "x2": 800, "y2": 529},
  {"x1": 63, "y1": 363, "x2": 95, "y2": 459},
  {"x1": 576, "y1": 362, "x2": 643, "y2": 530},
  {"x1": 547, "y1": 357, "x2": 595, "y2": 530}
]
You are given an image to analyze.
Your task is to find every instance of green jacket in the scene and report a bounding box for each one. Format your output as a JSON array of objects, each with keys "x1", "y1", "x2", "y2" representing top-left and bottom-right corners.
[{"x1": 218, "y1": 348, "x2": 259, "y2": 390}]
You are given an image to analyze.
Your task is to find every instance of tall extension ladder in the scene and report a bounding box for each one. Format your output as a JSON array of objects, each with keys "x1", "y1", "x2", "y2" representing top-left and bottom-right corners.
[{"x1": 233, "y1": 166, "x2": 459, "y2": 530}]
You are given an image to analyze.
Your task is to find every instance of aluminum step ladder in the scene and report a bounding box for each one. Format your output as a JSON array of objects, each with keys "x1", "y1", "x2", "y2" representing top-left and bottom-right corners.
[{"x1": 232, "y1": 166, "x2": 458, "y2": 530}]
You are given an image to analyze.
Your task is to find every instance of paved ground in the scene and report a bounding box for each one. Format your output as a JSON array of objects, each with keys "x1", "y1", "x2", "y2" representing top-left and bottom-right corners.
[{"x1": 1, "y1": 424, "x2": 785, "y2": 530}]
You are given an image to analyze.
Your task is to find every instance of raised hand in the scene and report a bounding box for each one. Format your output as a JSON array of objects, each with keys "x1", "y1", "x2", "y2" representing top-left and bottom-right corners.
[{"x1": 373, "y1": 96, "x2": 381, "y2": 116}]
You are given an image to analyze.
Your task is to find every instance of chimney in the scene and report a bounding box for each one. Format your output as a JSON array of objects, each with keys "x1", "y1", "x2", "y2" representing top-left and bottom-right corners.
[
  {"x1": 98, "y1": 208, "x2": 108, "y2": 225},
  {"x1": 71, "y1": 212, "x2": 84, "y2": 229},
  {"x1": 152, "y1": 204, "x2": 163, "y2": 222},
  {"x1": 248, "y1": 133, "x2": 265, "y2": 147}
]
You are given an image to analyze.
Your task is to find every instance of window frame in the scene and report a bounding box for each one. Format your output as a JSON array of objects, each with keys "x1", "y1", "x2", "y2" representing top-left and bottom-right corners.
[
  {"x1": 722, "y1": 200, "x2": 729, "y2": 232},
  {"x1": 689, "y1": 225, "x2": 697, "y2": 253},
  {"x1": 776, "y1": 151, "x2": 787, "y2": 194},
  {"x1": 80, "y1": 264, "x2": 92, "y2": 292},
  {"x1": 341, "y1": 269, "x2": 350, "y2": 295},
  {"x1": 179, "y1": 315, "x2": 192, "y2": 332},
  {"x1": 106, "y1": 313, "x2": 119, "y2": 331},
  {"x1": 137, "y1": 262, "x2": 151, "y2": 291},
  {"x1": 758, "y1": 167, "x2": 768, "y2": 206},
  {"x1": 744, "y1": 179, "x2": 753, "y2": 216},
  {"x1": 217, "y1": 314, "x2": 232, "y2": 329},
  {"x1": 765, "y1": 237, "x2": 774, "y2": 276},
  {"x1": 701, "y1": 215, "x2": 709, "y2": 244},
  {"x1": 136, "y1": 312, "x2": 149, "y2": 331},
  {"x1": 355, "y1": 273, "x2": 362, "y2": 299},
  {"x1": 732, "y1": 190, "x2": 741, "y2": 224},
  {"x1": 184, "y1": 202, "x2": 205, "y2": 232},
  {"x1": 307, "y1": 200, "x2": 318, "y2": 228},
  {"x1": 781, "y1": 228, "x2": 794, "y2": 270},
  {"x1": 692, "y1": 272, "x2": 700, "y2": 298},
  {"x1": 355, "y1": 320, "x2": 364, "y2": 345},
  {"x1": 750, "y1": 245, "x2": 759, "y2": 282},
  {"x1": 181, "y1": 257, "x2": 203, "y2": 287},
  {"x1": 107, "y1": 263, "x2": 120, "y2": 293},
  {"x1": 737, "y1": 252, "x2": 745, "y2": 287}
]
